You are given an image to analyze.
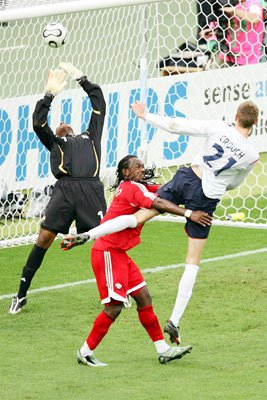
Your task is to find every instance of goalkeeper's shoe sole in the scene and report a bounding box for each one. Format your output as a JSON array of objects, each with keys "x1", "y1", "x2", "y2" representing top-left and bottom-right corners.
[
  {"x1": 77, "y1": 350, "x2": 108, "y2": 367},
  {"x1": 158, "y1": 345, "x2": 192, "y2": 364},
  {"x1": 9, "y1": 296, "x2": 27, "y2": 314},
  {"x1": 164, "y1": 320, "x2": 181, "y2": 345}
]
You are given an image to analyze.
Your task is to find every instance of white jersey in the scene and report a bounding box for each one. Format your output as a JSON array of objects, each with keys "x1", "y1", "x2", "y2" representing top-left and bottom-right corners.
[{"x1": 145, "y1": 113, "x2": 259, "y2": 199}]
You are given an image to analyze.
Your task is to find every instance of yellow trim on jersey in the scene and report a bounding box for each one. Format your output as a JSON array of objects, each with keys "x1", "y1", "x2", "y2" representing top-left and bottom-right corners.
[
  {"x1": 41, "y1": 121, "x2": 47, "y2": 127},
  {"x1": 93, "y1": 109, "x2": 101, "y2": 115},
  {"x1": 91, "y1": 140, "x2": 99, "y2": 177},
  {"x1": 57, "y1": 145, "x2": 68, "y2": 174}
]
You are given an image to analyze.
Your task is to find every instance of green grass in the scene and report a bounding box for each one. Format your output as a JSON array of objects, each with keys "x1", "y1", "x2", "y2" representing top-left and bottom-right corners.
[{"x1": 0, "y1": 222, "x2": 267, "y2": 400}]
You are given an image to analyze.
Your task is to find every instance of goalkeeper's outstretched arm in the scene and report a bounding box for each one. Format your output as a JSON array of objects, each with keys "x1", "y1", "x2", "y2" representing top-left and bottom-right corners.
[{"x1": 59, "y1": 61, "x2": 106, "y2": 141}]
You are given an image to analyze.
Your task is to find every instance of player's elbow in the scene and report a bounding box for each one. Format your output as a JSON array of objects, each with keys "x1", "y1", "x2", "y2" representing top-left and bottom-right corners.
[
  {"x1": 152, "y1": 198, "x2": 167, "y2": 213},
  {"x1": 168, "y1": 120, "x2": 180, "y2": 132},
  {"x1": 100, "y1": 95, "x2": 106, "y2": 115},
  {"x1": 95, "y1": 97, "x2": 106, "y2": 117},
  {"x1": 32, "y1": 119, "x2": 45, "y2": 133},
  {"x1": 32, "y1": 119, "x2": 40, "y2": 132}
]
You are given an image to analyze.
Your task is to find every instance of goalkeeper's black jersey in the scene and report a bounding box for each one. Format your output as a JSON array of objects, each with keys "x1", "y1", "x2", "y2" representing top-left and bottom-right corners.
[{"x1": 32, "y1": 79, "x2": 106, "y2": 179}]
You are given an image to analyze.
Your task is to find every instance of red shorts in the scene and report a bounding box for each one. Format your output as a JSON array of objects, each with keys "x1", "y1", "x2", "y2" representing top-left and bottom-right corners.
[{"x1": 91, "y1": 248, "x2": 146, "y2": 305}]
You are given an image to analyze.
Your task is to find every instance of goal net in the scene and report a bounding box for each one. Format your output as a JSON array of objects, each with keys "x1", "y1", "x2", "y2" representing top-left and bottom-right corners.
[{"x1": 0, "y1": 0, "x2": 266, "y2": 247}]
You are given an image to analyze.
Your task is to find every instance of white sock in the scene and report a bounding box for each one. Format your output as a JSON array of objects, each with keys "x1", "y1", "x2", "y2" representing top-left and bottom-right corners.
[
  {"x1": 154, "y1": 340, "x2": 170, "y2": 354},
  {"x1": 87, "y1": 214, "x2": 137, "y2": 240},
  {"x1": 170, "y1": 264, "x2": 199, "y2": 327},
  {"x1": 80, "y1": 341, "x2": 93, "y2": 357}
]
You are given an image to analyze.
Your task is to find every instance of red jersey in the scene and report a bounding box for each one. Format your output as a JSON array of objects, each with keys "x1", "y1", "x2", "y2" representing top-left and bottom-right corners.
[{"x1": 93, "y1": 181, "x2": 159, "y2": 252}]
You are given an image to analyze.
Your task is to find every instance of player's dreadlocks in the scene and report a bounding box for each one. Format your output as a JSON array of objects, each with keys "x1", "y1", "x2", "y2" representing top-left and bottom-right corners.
[{"x1": 110, "y1": 154, "x2": 159, "y2": 191}]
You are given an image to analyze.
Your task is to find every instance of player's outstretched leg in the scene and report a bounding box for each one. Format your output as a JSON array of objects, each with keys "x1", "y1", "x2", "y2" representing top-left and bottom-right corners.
[{"x1": 158, "y1": 345, "x2": 192, "y2": 364}]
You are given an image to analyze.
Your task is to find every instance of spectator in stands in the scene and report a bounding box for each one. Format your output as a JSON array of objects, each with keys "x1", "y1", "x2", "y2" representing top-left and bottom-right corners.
[
  {"x1": 262, "y1": 30, "x2": 267, "y2": 61},
  {"x1": 200, "y1": 0, "x2": 265, "y2": 66},
  {"x1": 259, "y1": 0, "x2": 267, "y2": 61},
  {"x1": 196, "y1": 1, "x2": 213, "y2": 46}
]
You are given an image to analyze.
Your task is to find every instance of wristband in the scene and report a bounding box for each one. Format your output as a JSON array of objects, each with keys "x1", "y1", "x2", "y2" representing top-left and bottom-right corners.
[
  {"x1": 44, "y1": 92, "x2": 55, "y2": 100},
  {"x1": 76, "y1": 75, "x2": 87, "y2": 84},
  {"x1": 184, "y1": 209, "x2": 192, "y2": 218}
]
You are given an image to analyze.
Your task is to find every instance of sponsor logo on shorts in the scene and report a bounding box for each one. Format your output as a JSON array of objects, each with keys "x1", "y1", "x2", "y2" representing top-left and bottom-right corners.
[{"x1": 115, "y1": 283, "x2": 122, "y2": 290}]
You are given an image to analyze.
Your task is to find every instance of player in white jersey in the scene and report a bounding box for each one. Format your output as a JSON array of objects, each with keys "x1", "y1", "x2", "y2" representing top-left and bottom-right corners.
[
  {"x1": 61, "y1": 100, "x2": 259, "y2": 346},
  {"x1": 130, "y1": 99, "x2": 259, "y2": 344},
  {"x1": 144, "y1": 110, "x2": 259, "y2": 200}
]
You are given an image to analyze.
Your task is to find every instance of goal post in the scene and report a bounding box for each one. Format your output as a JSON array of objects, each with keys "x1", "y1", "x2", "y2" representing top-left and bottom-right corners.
[
  {"x1": 0, "y1": 0, "x2": 267, "y2": 248},
  {"x1": 0, "y1": 0, "x2": 166, "y2": 22}
]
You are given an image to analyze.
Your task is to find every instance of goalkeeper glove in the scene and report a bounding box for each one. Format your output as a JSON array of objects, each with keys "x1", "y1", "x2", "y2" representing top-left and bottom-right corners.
[
  {"x1": 60, "y1": 233, "x2": 90, "y2": 251},
  {"x1": 45, "y1": 69, "x2": 67, "y2": 96},
  {"x1": 59, "y1": 62, "x2": 85, "y2": 81}
]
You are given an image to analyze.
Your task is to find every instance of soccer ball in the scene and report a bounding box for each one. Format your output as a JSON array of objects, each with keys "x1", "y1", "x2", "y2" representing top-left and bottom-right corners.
[{"x1": 42, "y1": 22, "x2": 68, "y2": 48}]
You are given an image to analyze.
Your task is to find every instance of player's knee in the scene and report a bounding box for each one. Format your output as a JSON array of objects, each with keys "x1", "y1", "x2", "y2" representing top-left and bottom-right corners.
[
  {"x1": 104, "y1": 304, "x2": 123, "y2": 320},
  {"x1": 36, "y1": 230, "x2": 56, "y2": 248},
  {"x1": 142, "y1": 292, "x2": 152, "y2": 307},
  {"x1": 133, "y1": 287, "x2": 152, "y2": 307}
]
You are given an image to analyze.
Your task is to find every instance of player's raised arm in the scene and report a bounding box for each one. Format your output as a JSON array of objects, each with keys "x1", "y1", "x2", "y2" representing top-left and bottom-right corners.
[
  {"x1": 45, "y1": 68, "x2": 67, "y2": 96},
  {"x1": 131, "y1": 101, "x2": 207, "y2": 136},
  {"x1": 32, "y1": 69, "x2": 68, "y2": 150},
  {"x1": 59, "y1": 62, "x2": 106, "y2": 138}
]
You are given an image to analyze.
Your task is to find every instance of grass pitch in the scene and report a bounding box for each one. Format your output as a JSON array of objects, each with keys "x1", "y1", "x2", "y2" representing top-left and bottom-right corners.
[{"x1": 0, "y1": 221, "x2": 267, "y2": 400}]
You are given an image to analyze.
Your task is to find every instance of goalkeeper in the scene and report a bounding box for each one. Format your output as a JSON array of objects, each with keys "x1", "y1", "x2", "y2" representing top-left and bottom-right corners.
[{"x1": 9, "y1": 63, "x2": 107, "y2": 314}]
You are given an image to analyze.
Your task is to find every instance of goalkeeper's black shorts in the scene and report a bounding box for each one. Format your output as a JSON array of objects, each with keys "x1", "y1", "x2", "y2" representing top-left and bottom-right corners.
[
  {"x1": 41, "y1": 177, "x2": 107, "y2": 234},
  {"x1": 157, "y1": 167, "x2": 219, "y2": 239}
]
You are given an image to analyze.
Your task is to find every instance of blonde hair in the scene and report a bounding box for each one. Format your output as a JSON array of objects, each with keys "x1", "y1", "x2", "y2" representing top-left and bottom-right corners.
[{"x1": 237, "y1": 100, "x2": 259, "y2": 129}]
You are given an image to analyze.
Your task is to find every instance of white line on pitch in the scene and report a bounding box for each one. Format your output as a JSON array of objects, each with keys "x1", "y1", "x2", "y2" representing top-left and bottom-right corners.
[{"x1": 1, "y1": 247, "x2": 267, "y2": 301}]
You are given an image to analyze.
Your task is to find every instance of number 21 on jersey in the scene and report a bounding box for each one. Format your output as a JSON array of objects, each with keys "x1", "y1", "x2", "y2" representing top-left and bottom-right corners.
[{"x1": 203, "y1": 143, "x2": 237, "y2": 176}]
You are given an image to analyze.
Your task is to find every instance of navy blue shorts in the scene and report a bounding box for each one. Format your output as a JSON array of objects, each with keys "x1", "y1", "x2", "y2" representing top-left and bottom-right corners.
[{"x1": 157, "y1": 167, "x2": 219, "y2": 239}]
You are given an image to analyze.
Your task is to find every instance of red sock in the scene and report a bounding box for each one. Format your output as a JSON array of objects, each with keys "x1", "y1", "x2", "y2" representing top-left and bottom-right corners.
[
  {"x1": 86, "y1": 311, "x2": 114, "y2": 350},
  {"x1": 137, "y1": 305, "x2": 164, "y2": 342}
]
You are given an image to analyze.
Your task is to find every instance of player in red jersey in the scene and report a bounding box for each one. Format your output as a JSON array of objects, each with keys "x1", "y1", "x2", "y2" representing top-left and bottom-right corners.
[{"x1": 70, "y1": 155, "x2": 212, "y2": 367}]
